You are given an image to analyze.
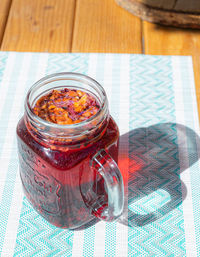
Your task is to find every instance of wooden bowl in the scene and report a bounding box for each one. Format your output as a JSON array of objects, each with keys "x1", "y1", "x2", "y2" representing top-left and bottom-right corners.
[{"x1": 115, "y1": 0, "x2": 200, "y2": 28}]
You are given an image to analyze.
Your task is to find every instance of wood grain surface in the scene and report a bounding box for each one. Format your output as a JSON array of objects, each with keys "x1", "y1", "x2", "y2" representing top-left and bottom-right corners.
[
  {"x1": 1, "y1": 0, "x2": 76, "y2": 52},
  {"x1": 72, "y1": 0, "x2": 142, "y2": 53},
  {"x1": 0, "y1": 0, "x2": 12, "y2": 45}
]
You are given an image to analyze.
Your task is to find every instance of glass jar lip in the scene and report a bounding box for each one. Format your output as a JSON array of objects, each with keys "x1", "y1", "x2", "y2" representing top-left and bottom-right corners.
[{"x1": 25, "y1": 72, "x2": 108, "y2": 130}]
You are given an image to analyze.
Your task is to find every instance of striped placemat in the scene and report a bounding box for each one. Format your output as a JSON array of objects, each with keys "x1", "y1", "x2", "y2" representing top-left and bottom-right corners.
[{"x1": 0, "y1": 52, "x2": 199, "y2": 256}]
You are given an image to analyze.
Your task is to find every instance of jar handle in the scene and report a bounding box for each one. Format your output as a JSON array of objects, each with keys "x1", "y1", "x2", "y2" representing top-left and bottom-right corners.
[{"x1": 90, "y1": 149, "x2": 124, "y2": 222}]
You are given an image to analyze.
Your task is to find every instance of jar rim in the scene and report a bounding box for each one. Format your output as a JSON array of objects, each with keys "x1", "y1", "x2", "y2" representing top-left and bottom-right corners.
[{"x1": 25, "y1": 72, "x2": 108, "y2": 130}]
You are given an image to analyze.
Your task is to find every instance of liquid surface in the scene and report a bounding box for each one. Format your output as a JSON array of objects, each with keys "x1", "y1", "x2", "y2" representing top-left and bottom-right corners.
[{"x1": 33, "y1": 88, "x2": 100, "y2": 125}]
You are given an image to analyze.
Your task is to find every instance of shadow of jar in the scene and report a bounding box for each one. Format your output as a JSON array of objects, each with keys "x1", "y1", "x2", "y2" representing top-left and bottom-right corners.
[
  {"x1": 118, "y1": 122, "x2": 200, "y2": 227},
  {"x1": 75, "y1": 122, "x2": 200, "y2": 230}
]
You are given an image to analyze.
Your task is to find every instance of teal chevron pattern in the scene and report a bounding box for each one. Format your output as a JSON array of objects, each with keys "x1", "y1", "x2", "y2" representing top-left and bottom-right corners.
[
  {"x1": 0, "y1": 52, "x2": 8, "y2": 88},
  {"x1": 104, "y1": 222, "x2": 117, "y2": 257},
  {"x1": 14, "y1": 198, "x2": 73, "y2": 257},
  {"x1": 128, "y1": 56, "x2": 186, "y2": 256},
  {"x1": 46, "y1": 53, "x2": 89, "y2": 75},
  {"x1": 82, "y1": 226, "x2": 95, "y2": 257}
]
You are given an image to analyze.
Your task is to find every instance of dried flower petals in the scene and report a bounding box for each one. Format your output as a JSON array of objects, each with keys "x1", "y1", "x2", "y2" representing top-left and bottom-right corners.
[{"x1": 32, "y1": 89, "x2": 100, "y2": 125}]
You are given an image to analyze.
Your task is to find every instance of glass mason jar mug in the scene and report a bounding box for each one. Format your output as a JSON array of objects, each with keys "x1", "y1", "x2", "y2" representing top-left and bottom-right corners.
[{"x1": 16, "y1": 73, "x2": 124, "y2": 229}]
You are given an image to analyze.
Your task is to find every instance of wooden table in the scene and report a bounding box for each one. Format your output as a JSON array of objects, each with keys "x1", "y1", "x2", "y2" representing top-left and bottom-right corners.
[{"x1": 1, "y1": 0, "x2": 200, "y2": 119}]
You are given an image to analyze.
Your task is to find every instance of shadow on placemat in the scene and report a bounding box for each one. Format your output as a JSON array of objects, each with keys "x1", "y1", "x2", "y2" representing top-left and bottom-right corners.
[
  {"x1": 75, "y1": 122, "x2": 200, "y2": 230},
  {"x1": 118, "y1": 122, "x2": 200, "y2": 227}
]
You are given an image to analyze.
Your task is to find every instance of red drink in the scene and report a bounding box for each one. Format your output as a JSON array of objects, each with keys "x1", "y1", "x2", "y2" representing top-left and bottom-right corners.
[{"x1": 16, "y1": 73, "x2": 124, "y2": 229}]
